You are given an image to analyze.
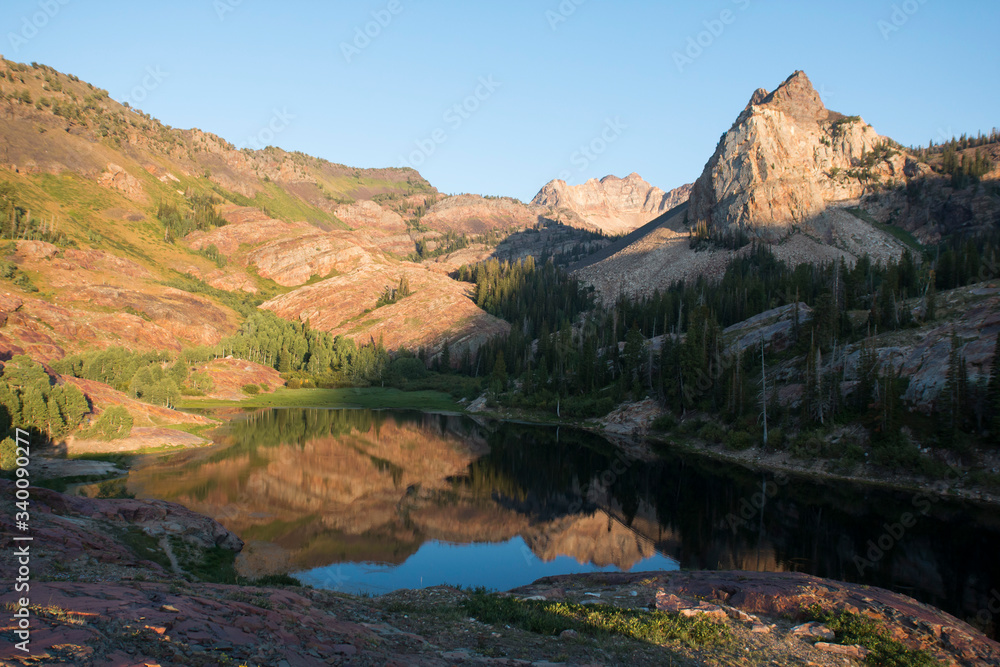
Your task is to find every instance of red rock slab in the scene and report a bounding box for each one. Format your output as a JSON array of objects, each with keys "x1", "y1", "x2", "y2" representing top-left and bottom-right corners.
[{"x1": 512, "y1": 570, "x2": 1000, "y2": 667}]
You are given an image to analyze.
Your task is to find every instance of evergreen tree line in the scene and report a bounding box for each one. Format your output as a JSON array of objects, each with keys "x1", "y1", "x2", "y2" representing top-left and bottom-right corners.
[
  {"x1": 54, "y1": 311, "x2": 395, "y2": 400},
  {"x1": 939, "y1": 146, "x2": 993, "y2": 188},
  {"x1": 915, "y1": 129, "x2": 1000, "y2": 156},
  {"x1": 447, "y1": 234, "x2": 1000, "y2": 444},
  {"x1": 0, "y1": 182, "x2": 73, "y2": 246},
  {"x1": 0, "y1": 355, "x2": 89, "y2": 444},
  {"x1": 156, "y1": 192, "x2": 229, "y2": 242}
]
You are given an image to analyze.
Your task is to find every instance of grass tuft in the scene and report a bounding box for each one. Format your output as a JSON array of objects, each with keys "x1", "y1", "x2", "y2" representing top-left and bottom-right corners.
[
  {"x1": 461, "y1": 588, "x2": 730, "y2": 647},
  {"x1": 806, "y1": 607, "x2": 940, "y2": 667}
]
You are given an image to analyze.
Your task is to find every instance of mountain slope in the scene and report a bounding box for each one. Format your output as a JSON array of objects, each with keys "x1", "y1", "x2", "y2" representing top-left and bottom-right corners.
[
  {"x1": 572, "y1": 71, "x2": 923, "y2": 301},
  {"x1": 0, "y1": 57, "x2": 512, "y2": 361}
]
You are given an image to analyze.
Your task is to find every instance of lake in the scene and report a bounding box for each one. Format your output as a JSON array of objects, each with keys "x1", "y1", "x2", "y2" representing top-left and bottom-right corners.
[{"x1": 127, "y1": 408, "x2": 1000, "y2": 635}]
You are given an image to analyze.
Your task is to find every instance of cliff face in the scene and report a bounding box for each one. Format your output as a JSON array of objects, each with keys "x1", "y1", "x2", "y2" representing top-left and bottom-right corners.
[
  {"x1": 532, "y1": 174, "x2": 691, "y2": 234},
  {"x1": 688, "y1": 71, "x2": 906, "y2": 238}
]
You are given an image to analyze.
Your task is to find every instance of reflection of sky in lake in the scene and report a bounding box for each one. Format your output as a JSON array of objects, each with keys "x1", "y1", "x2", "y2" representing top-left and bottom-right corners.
[{"x1": 295, "y1": 536, "x2": 680, "y2": 595}]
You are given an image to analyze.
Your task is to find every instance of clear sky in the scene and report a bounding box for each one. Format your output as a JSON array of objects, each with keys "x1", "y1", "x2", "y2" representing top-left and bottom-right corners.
[{"x1": 2, "y1": 0, "x2": 997, "y2": 201}]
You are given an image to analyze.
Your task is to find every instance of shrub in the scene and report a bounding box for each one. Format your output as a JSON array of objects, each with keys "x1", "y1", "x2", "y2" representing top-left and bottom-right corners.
[
  {"x1": 697, "y1": 422, "x2": 726, "y2": 444},
  {"x1": 389, "y1": 357, "x2": 428, "y2": 381},
  {"x1": 725, "y1": 430, "x2": 755, "y2": 451},
  {"x1": 241, "y1": 384, "x2": 260, "y2": 396},
  {"x1": 805, "y1": 608, "x2": 938, "y2": 667},
  {"x1": 0, "y1": 437, "x2": 16, "y2": 470},
  {"x1": 83, "y1": 406, "x2": 133, "y2": 441},
  {"x1": 790, "y1": 431, "x2": 826, "y2": 459},
  {"x1": 651, "y1": 414, "x2": 677, "y2": 432}
]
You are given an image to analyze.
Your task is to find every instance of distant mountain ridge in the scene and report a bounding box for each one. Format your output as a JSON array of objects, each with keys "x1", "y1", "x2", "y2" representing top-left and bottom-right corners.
[{"x1": 532, "y1": 173, "x2": 691, "y2": 235}]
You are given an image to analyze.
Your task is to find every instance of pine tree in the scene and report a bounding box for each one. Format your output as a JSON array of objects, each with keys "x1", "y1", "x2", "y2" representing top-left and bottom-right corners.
[
  {"x1": 440, "y1": 340, "x2": 451, "y2": 372},
  {"x1": 490, "y1": 351, "x2": 508, "y2": 399},
  {"x1": 941, "y1": 334, "x2": 965, "y2": 437},
  {"x1": 856, "y1": 335, "x2": 879, "y2": 413},
  {"x1": 925, "y1": 270, "x2": 937, "y2": 321},
  {"x1": 989, "y1": 332, "x2": 1000, "y2": 437}
]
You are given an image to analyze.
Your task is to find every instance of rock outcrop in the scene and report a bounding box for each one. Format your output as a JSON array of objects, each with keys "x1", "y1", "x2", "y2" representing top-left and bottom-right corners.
[
  {"x1": 533, "y1": 173, "x2": 691, "y2": 234},
  {"x1": 97, "y1": 162, "x2": 145, "y2": 201},
  {"x1": 421, "y1": 194, "x2": 542, "y2": 235},
  {"x1": 334, "y1": 199, "x2": 408, "y2": 233},
  {"x1": 688, "y1": 71, "x2": 907, "y2": 239},
  {"x1": 261, "y1": 262, "x2": 509, "y2": 356}
]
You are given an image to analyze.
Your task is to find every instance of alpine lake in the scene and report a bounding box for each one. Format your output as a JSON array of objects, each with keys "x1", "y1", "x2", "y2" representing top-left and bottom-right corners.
[{"x1": 122, "y1": 408, "x2": 1000, "y2": 636}]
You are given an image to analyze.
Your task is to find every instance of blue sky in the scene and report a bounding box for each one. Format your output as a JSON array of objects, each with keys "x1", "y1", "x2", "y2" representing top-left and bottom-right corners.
[{"x1": 2, "y1": 0, "x2": 998, "y2": 201}]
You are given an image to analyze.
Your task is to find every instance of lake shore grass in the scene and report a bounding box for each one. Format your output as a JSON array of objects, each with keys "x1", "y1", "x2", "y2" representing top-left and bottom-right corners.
[{"x1": 177, "y1": 386, "x2": 462, "y2": 412}]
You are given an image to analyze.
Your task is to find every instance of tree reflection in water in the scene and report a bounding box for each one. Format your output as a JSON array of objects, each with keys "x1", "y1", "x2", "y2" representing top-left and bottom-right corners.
[{"x1": 127, "y1": 408, "x2": 1000, "y2": 636}]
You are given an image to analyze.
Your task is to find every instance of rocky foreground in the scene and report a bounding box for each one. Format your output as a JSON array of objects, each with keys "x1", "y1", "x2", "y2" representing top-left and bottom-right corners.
[{"x1": 1, "y1": 481, "x2": 998, "y2": 666}]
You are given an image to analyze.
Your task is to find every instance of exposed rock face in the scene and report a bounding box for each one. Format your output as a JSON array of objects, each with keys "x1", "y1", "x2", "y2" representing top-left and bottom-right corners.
[
  {"x1": 574, "y1": 72, "x2": 914, "y2": 303},
  {"x1": 532, "y1": 173, "x2": 692, "y2": 234},
  {"x1": 421, "y1": 194, "x2": 542, "y2": 234},
  {"x1": 0, "y1": 479, "x2": 242, "y2": 569},
  {"x1": 841, "y1": 284, "x2": 1000, "y2": 410},
  {"x1": 261, "y1": 262, "x2": 509, "y2": 355},
  {"x1": 186, "y1": 206, "x2": 310, "y2": 257},
  {"x1": 247, "y1": 231, "x2": 378, "y2": 287},
  {"x1": 334, "y1": 199, "x2": 408, "y2": 233},
  {"x1": 97, "y1": 163, "x2": 145, "y2": 201},
  {"x1": 511, "y1": 570, "x2": 1000, "y2": 667},
  {"x1": 688, "y1": 71, "x2": 906, "y2": 238},
  {"x1": 63, "y1": 376, "x2": 214, "y2": 427}
]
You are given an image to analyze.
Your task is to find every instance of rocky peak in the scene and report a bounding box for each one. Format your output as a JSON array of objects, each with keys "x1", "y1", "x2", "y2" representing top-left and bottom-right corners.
[
  {"x1": 745, "y1": 87, "x2": 769, "y2": 110},
  {"x1": 688, "y1": 71, "x2": 908, "y2": 241},
  {"x1": 532, "y1": 174, "x2": 691, "y2": 234},
  {"x1": 757, "y1": 70, "x2": 828, "y2": 125}
]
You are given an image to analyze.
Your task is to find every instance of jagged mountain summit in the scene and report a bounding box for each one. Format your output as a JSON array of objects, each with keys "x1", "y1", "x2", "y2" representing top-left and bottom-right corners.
[
  {"x1": 532, "y1": 173, "x2": 692, "y2": 234},
  {"x1": 572, "y1": 71, "x2": 937, "y2": 302},
  {"x1": 688, "y1": 70, "x2": 907, "y2": 241}
]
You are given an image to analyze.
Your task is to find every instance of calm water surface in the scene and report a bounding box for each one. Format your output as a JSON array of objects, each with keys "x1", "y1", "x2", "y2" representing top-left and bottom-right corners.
[{"x1": 127, "y1": 408, "x2": 1000, "y2": 635}]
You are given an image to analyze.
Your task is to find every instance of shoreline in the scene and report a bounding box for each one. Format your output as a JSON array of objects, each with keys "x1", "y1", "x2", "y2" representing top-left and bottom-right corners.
[
  {"x1": 467, "y1": 402, "x2": 1000, "y2": 508},
  {"x1": 3, "y1": 477, "x2": 998, "y2": 665},
  {"x1": 41, "y1": 392, "x2": 1000, "y2": 512}
]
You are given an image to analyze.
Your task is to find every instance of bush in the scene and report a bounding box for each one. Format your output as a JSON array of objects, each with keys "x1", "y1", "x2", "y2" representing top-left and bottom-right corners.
[
  {"x1": 725, "y1": 430, "x2": 756, "y2": 451},
  {"x1": 83, "y1": 406, "x2": 133, "y2": 441},
  {"x1": 871, "y1": 437, "x2": 921, "y2": 470},
  {"x1": 389, "y1": 357, "x2": 428, "y2": 381},
  {"x1": 805, "y1": 608, "x2": 938, "y2": 667},
  {"x1": 680, "y1": 418, "x2": 705, "y2": 434},
  {"x1": 651, "y1": 414, "x2": 677, "y2": 432},
  {"x1": 241, "y1": 384, "x2": 260, "y2": 396},
  {"x1": 0, "y1": 437, "x2": 16, "y2": 470},
  {"x1": 560, "y1": 395, "x2": 615, "y2": 419},
  {"x1": 697, "y1": 422, "x2": 726, "y2": 444},
  {"x1": 790, "y1": 431, "x2": 826, "y2": 459}
]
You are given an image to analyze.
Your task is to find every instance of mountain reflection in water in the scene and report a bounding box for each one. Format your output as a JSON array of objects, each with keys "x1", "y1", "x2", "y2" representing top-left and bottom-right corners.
[{"x1": 128, "y1": 408, "x2": 1000, "y2": 635}]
